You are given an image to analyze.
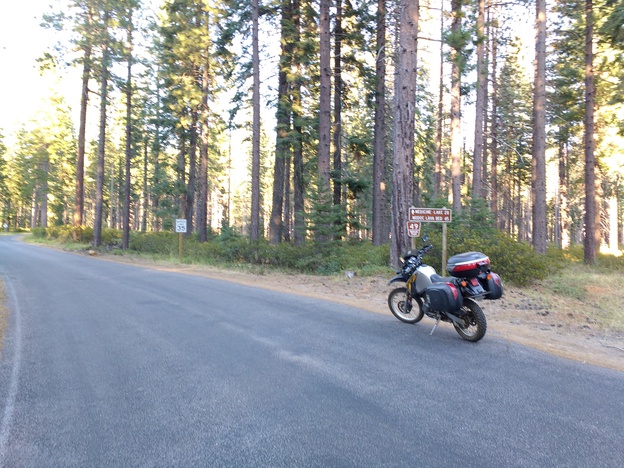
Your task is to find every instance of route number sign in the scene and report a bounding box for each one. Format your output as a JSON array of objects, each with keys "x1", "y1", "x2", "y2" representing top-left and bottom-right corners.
[
  {"x1": 407, "y1": 221, "x2": 421, "y2": 238},
  {"x1": 175, "y1": 219, "x2": 187, "y2": 233}
]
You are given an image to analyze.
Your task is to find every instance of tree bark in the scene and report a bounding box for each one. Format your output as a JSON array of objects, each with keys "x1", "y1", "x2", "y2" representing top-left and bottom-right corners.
[
  {"x1": 250, "y1": 0, "x2": 261, "y2": 241},
  {"x1": 584, "y1": 0, "x2": 598, "y2": 264},
  {"x1": 73, "y1": 5, "x2": 94, "y2": 229},
  {"x1": 434, "y1": 4, "x2": 444, "y2": 200},
  {"x1": 93, "y1": 10, "x2": 110, "y2": 248},
  {"x1": 292, "y1": 0, "x2": 305, "y2": 246},
  {"x1": 74, "y1": 46, "x2": 91, "y2": 228},
  {"x1": 123, "y1": 22, "x2": 133, "y2": 250},
  {"x1": 317, "y1": 0, "x2": 332, "y2": 242},
  {"x1": 372, "y1": 0, "x2": 387, "y2": 246},
  {"x1": 333, "y1": 0, "x2": 343, "y2": 215},
  {"x1": 532, "y1": 0, "x2": 547, "y2": 254},
  {"x1": 472, "y1": 0, "x2": 486, "y2": 202},
  {"x1": 185, "y1": 110, "x2": 198, "y2": 234},
  {"x1": 198, "y1": 68, "x2": 209, "y2": 242},
  {"x1": 490, "y1": 9, "x2": 500, "y2": 224},
  {"x1": 390, "y1": 0, "x2": 419, "y2": 267},
  {"x1": 269, "y1": 0, "x2": 293, "y2": 245},
  {"x1": 450, "y1": 0, "x2": 462, "y2": 213}
]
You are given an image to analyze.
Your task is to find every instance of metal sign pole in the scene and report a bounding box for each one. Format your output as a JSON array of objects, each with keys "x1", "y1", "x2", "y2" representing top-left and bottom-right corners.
[{"x1": 442, "y1": 222, "x2": 447, "y2": 273}]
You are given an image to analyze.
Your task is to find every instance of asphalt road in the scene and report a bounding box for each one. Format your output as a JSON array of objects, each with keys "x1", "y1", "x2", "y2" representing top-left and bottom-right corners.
[{"x1": 0, "y1": 235, "x2": 622, "y2": 467}]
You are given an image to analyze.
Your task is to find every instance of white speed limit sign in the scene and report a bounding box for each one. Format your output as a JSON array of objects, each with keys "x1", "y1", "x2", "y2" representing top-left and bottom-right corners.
[{"x1": 175, "y1": 219, "x2": 187, "y2": 233}]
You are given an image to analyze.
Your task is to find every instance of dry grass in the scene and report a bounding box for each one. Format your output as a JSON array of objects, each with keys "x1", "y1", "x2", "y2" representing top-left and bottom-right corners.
[{"x1": 516, "y1": 265, "x2": 624, "y2": 333}]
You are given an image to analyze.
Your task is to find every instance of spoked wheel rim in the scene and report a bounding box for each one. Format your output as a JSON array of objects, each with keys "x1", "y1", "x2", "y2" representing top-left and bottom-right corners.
[
  {"x1": 388, "y1": 287, "x2": 424, "y2": 324},
  {"x1": 453, "y1": 300, "x2": 487, "y2": 342},
  {"x1": 455, "y1": 310, "x2": 479, "y2": 337}
]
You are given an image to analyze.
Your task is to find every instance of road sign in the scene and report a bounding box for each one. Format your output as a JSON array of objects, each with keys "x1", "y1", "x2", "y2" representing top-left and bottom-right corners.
[
  {"x1": 175, "y1": 219, "x2": 187, "y2": 233},
  {"x1": 407, "y1": 221, "x2": 421, "y2": 238},
  {"x1": 408, "y1": 207, "x2": 452, "y2": 223}
]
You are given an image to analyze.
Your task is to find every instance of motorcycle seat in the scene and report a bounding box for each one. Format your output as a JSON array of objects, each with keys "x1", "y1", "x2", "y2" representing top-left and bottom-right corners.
[{"x1": 430, "y1": 273, "x2": 457, "y2": 284}]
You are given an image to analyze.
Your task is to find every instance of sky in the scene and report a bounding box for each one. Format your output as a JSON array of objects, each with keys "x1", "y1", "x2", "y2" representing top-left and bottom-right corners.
[{"x1": 0, "y1": 0, "x2": 68, "y2": 138}]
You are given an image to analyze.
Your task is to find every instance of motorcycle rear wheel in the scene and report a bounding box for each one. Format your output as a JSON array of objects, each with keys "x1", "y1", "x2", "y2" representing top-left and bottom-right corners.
[
  {"x1": 388, "y1": 287, "x2": 424, "y2": 324},
  {"x1": 453, "y1": 299, "x2": 487, "y2": 342}
]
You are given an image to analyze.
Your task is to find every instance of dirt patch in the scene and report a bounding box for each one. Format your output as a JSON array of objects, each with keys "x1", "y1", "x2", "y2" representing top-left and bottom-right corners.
[{"x1": 94, "y1": 254, "x2": 624, "y2": 373}]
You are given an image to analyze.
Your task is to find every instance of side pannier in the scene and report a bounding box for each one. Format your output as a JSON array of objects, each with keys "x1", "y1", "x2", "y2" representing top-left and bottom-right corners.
[
  {"x1": 425, "y1": 282, "x2": 463, "y2": 313},
  {"x1": 479, "y1": 272, "x2": 503, "y2": 300}
]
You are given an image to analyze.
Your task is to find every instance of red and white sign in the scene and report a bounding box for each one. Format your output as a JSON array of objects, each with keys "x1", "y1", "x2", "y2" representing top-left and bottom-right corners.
[
  {"x1": 408, "y1": 207, "x2": 452, "y2": 223},
  {"x1": 407, "y1": 221, "x2": 421, "y2": 238}
]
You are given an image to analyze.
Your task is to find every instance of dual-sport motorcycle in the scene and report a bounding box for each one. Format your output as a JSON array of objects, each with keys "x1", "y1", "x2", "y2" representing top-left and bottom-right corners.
[{"x1": 388, "y1": 236, "x2": 503, "y2": 342}]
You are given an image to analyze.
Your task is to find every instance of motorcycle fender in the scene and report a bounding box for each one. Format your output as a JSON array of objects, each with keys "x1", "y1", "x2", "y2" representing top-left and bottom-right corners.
[
  {"x1": 388, "y1": 275, "x2": 406, "y2": 285},
  {"x1": 463, "y1": 279, "x2": 486, "y2": 298}
]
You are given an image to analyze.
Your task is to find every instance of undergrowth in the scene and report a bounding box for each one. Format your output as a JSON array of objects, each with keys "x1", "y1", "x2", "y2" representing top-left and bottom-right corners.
[{"x1": 29, "y1": 220, "x2": 616, "y2": 286}]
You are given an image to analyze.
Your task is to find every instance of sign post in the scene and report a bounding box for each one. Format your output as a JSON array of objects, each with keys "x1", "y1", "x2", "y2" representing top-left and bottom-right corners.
[
  {"x1": 175, "y1": 219, "x2": 187, "y2": 260},
  {"x1": 408, "y1": 207, "x2": 452, "y2": 271}
]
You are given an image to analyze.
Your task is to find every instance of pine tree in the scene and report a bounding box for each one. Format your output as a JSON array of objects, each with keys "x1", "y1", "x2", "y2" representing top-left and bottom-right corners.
[
  {"x1": 532, "y1": 0, "x2": 548, "y2": 254},
  {"x1": 372, "y1": 0, "x2": 387, "y2": 245},
  {"x1": 390, "y1": 0, "x2": 419, "y2": 267}
]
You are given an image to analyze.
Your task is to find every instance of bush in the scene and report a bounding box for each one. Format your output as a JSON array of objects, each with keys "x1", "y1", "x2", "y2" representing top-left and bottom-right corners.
[
  {"x1": 418, "y1": 221, "x2": 553, "y2": 286},
  {"x1": 31, "y1": 227, "x2": 46, "y2": 239},
  {"x1": 101, "y1": 228, "x2": 122, "y2": 246}
]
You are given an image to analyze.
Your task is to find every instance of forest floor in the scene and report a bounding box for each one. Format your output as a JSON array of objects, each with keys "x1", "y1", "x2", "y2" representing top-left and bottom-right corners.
[{"x1": 98, "y1": 254, "x2": 624, "y2": 373}]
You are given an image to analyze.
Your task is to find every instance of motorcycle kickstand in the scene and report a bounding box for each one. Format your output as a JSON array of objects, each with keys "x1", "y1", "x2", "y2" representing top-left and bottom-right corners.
[{"x1": 430, "y1": 314, "x2": 441, "y2": 336}]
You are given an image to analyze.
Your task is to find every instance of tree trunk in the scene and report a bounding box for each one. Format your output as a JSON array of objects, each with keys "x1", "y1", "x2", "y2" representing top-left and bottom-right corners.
[
  {"x1": 284, "y1": 153, "x2": 292, "y2": 242},
  {"x1": 584, "y1": 0, "x2": 598, "y2": 264},
  {"x1": 390, "y1": 0, "x2": 419, "y2": 267},
  {"x1": 250, "y1": 0, "x2": 261, "y2": 241},
  {"x1": 450, "y1": 0, "x2": 462, "y2": 213},
  {"x1": 269, "y1": 0, "x2": 292, "y2": 245},
  {"x1": 532, "y1": 0, "x2": 547, "y2": 254},
  {"x1": 123, "y1": 23, "x2": 133, "y2": 250},
  {"x1": 472, "y1": 0, "x2": 486, "y2": 202},
  {"x1": 142, "y1": 137, "x2": 148, "y2": 232},
  {"x1": 178, "y1": 138, "x2": 186, "y2": 217},
  {"x1": 434, "y1": 4, "x2": 444, "y2": 200},
  {"x1": 317, "y1": 0, "x2": 332, "y2": 242},
  {"x1": 333, "y1": 0, "x2": 343, "y2": 214},
  {"x1": 292, "y1": 0, "x2": 305, "y2": 246},
  {"x1": 490, "y1": 13, "x2": 499, "y2": 225},
  {"x1": 41, "y1": 160, "x2": 49, "y2": 228},
  {"x1": 93, "y1": 11, "x2": 110, "y2": 248},
  {"x1": 74, "y1": 45, "x2": 91, "y2": 228},
  {"x1": 185, "y1": 110, "x2": 198, "y2": 234},
  {"x1": 372, "y1": 0, "x2": 387, "y2": 245},
  {"x1": 558, "y1": 139, "x2": 570, "y2": 248},
  {"x1": 198, "y1": 74, "x2": 209, "y2": 242}
]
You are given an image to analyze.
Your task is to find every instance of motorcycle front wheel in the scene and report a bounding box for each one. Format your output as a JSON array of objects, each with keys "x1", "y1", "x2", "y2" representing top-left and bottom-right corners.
[
  {"x1": 453, "y1": 299, "x2": 487, "y2": 342},
  {"x1": 388, "y1": 287, "x2": 424, "y2": 324}
]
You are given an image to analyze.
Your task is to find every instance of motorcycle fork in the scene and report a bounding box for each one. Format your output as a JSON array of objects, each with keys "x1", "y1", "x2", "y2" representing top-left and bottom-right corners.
[{"x1": 405, "y1": 275, "x2": 417, "y2": 312}]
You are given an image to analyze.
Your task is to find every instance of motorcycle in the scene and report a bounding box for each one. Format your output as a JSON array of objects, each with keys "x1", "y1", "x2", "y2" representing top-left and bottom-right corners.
[{"x1": 387, "y1": 236, "x2": 503, "y2": 342}]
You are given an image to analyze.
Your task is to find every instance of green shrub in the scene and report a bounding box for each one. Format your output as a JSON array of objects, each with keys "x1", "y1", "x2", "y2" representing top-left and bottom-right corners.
[
  {"x1": 31, "y1": 227, "x2": 46, "y2": 238},
  {"x1": 129, "y1": 231, "x2": 177, "y2": 255},
  {"x1": 417, "y1": 223, "x2": 553, "y2": 286},
  {"x1": 101, "y1": 228, "x2": 122, "y2": 246}
]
